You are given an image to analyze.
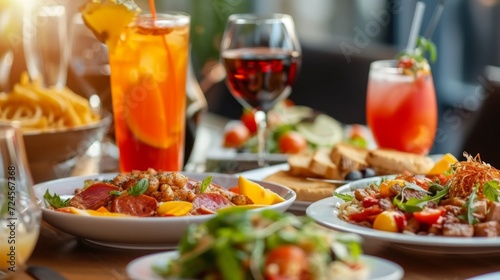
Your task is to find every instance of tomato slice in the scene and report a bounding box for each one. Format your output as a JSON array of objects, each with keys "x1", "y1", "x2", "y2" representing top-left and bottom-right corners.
[
  {"x1": 223, "y1": 123, "x2": 250, "y2": 148},
  {"x1": 349, "y1": 205, "x2": 383, "y2": 223},
  {"x1": 413, "y1": 208, "x2": 445, "y2": 225}
]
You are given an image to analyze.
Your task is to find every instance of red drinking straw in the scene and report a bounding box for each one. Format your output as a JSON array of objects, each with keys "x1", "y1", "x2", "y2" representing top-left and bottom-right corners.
[{"x1": 149, "y1": 0, "x2": 157, "y2": 20}]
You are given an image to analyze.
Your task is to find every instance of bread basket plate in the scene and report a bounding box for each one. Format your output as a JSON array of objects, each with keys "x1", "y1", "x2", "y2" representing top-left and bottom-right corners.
[
  {"x1": 126, "y1": 250, "x2": 404, "y2": 280},
  {"x1": 306, "y1": 176, "x2": 500, "y2": 255}
]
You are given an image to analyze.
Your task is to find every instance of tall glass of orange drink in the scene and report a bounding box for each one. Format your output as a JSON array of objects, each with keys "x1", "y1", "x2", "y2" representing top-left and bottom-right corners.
[
  {"x1": 366, "y1": 60, "x2": 437, "y2": 155},
  {"x1": 109, "y1": 12, "x2": 190, "y2": 172}
]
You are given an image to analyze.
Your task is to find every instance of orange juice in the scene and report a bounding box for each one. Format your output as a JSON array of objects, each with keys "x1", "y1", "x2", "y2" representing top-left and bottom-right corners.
[
  {"x1": 109, "y1": 13, "x2": 190, "y2": 171},
  {"x1": 0, "y1": 228, "x2": 39, "y2": 274},
  {"x1": 366, "y1": 60, "x2": 437, "y2": 155}
]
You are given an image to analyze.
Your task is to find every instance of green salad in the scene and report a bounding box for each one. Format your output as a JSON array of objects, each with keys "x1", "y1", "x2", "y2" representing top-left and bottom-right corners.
[{"x1": 154, "y1": 208, "x2": 368, "y2": 280}]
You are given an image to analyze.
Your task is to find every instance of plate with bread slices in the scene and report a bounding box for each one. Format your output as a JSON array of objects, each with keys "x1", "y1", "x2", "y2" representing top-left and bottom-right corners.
[{"x1": 239, "y1": 142, "x2": 441, "y2": 213}]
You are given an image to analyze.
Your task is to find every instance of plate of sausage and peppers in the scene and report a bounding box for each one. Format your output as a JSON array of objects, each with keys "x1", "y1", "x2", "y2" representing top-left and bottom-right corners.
[{"x1": 33, "y1": 169, "x2": 296, "y2": 249}]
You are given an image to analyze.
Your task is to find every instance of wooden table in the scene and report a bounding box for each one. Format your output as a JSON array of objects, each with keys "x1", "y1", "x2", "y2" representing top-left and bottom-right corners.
[{"x1": 12, "y1": 216, "x2": 500, "y2": 280}]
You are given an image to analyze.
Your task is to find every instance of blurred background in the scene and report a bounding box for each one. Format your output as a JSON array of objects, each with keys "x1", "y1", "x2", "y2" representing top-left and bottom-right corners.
[{"x1": 1, "y1": 0, "x2": 500, "y2": 164}]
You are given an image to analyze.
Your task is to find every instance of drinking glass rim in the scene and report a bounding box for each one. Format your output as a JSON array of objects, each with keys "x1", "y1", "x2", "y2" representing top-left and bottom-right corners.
[
  {"x1": 370, "y1": 59, "x2": 431, "y2": 75},
  {"x1": 137, "y1": 12, "x2": 190, "y2": 26},
  {"x1": 228, "y1": 13, "x2": 293, "y2": 24}
]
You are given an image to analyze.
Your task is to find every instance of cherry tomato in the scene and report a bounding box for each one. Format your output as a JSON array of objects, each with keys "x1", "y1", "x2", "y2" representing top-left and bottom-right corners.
[
  {"x1": 413, "y1": 208, "x2": 446, "y2": 225},
  {"x1": 361, "y1": 196, "x2": 379, "y2": 208},
  {"x1": 223, "y1": 123, "x2": 250, "y2": 148},
  {"x1": 241, "y1": 109, "x2": 257, "y2": 134},
  {"x1": 264, "y1": 245, "x2": 309, "y2": 280},
  {"x1": 373, "y1": 211, "x2": 407, "y2": 232},
  {"x1": 278, "y1": 131, "x2": 307, "y2": 154},
  {"x1": 397, "y1": 57, "x2": 415, "y2": 69}
]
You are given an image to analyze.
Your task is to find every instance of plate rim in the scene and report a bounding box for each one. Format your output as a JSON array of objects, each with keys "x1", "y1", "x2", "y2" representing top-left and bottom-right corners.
[{"x1": 126, "y1": 250, "x2": 404, "y2": 280}]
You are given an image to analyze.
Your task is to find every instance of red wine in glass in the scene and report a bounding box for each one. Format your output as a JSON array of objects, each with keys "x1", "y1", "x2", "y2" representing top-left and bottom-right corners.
[
  {"x1": 222, "y1": 47, "x2": 300, "y2": 112},
  {"x1": 220, "y1": 14, "x2": 301, "y2": 167}
]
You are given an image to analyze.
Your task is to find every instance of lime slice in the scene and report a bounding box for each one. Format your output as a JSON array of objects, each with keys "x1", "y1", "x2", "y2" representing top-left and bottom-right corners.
[
  {"x1": 270, "y1": 105, "x2": 314, "y2": 125},
  {"x1": 296, "y1": 114, "x2": 343, "y2": 147}
]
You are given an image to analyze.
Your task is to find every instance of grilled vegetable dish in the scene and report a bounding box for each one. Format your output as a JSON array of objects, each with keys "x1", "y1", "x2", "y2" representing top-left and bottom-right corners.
[
  {"x1": 155, "y1": 208, "x2": 368, "y2": 280},
  {"x1": 336, "y1": 154, "x2": 500, "y2": 237}
]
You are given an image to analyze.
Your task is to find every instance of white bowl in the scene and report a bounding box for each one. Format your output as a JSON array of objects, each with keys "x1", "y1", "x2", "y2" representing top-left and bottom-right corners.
[
  {"x1": 33, "y1": 172, "x2": 296, "y2": 249},
  {"x1": 23, "y1": 112, "x2": 112, "y2": 183}
]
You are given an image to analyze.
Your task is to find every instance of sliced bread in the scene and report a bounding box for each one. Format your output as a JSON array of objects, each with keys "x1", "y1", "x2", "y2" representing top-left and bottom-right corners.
[{"x1": 366, "y1": 148, "x2": 435, "y2": 175}]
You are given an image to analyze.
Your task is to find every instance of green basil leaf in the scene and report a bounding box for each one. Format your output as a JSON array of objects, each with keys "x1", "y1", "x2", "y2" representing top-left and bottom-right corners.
[
  {"x1": 109, "y1": 190, "x2": 122, "y2": 196},
  {"x1": 484, "y1": 180, "x2": 500, "y2": 202},
  {"x1": 200, "y1": 176, "x2": 212, "y2": 193},
  {"x1": 127, "y1": 178, "x2": 149, "y2": 196},
  {"x1": 335, "y1": 193, "x2": 354, "y2": 202},
  {"x1": 394, "y1": 186, "x2": 449, "y2": 213},
  {"x1": 43, "y1": 189, "x2": 70, "y2": 208},
  {"x1": 216, "y1": 242, "x2": 245, "y2": 280},
  {"x1": 459, "y1": 185, "x2": 479, "y2": 225}
]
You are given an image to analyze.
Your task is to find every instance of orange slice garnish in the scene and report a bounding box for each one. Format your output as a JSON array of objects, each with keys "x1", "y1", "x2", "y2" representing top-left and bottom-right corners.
[{"x1": 123, "y1": 78, "x2": 172, "y2": 149}]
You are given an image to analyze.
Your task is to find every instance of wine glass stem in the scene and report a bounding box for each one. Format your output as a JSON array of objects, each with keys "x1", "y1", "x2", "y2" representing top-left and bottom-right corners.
[{"x1": 254, "y1": 110, "x2": 268, "y2": 167}]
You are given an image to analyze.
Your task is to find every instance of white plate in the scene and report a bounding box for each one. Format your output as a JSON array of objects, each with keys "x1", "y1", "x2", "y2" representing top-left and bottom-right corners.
[
  {"x1": 33, "y1": 172, "x2": 296, "y2": 249},
  {"x1": 306, "y1": 176, "x2": 500, "y2": 255},
  {"x1": 126, "y1": 251, "x2": 404, "y2": 280}
]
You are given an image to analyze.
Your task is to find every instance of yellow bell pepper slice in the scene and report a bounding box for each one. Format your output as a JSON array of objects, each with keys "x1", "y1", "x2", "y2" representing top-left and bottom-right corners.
[
  {"x1": 238, "y1": 176, "x2": 285, "y2": 205},
  {"x1": 157, "y1": 201, "x2": 193, "y2": 216}
]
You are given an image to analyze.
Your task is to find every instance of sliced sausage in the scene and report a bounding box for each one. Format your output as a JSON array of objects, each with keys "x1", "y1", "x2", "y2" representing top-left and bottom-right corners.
[
  {"x1": 192, "y1": 193, "x2": 234, "y2": 214},
  {"x1": 69, "y1": 183, "x2": 119, "y2": 210},
  {"x1": 110, "y1": 194, "x2": 157, "y2": 217}
]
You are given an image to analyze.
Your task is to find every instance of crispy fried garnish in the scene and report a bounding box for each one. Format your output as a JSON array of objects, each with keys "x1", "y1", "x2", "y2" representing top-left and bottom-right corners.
[{"x1": 448, "y1": 153, "x2": 500, "y2": 198}]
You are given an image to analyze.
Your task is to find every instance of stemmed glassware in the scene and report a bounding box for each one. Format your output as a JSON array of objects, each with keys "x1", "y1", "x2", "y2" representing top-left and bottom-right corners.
[
  {"x1": 68, "y1": 12, "x2": 108, "y2": 114},
  {"x1": 220, "y1": 14, "x2": 301, "y2": 166},
  {"x1": 23, "y1": 4, "x2": 69, "y2": 89}
]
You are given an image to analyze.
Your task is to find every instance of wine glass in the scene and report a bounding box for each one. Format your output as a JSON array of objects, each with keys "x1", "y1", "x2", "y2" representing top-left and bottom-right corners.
[
  {"x1": 68, "y1": 12, "x2": 108, "y2": 114},
  {"x1": 23, "y1": 4, "x2": 69, "y2": 89},
  {"x1": 220, "y1": 14, "x2": 301, "y2": 166},
  {"x1": 0, "y1": 125, "x2": 41, "y2": 279}
]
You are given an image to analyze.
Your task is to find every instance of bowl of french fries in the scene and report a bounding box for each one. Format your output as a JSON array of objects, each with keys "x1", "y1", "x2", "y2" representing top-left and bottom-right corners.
[{"x1": 0, "y1": 73, "x2": 112, "y2": 182}]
